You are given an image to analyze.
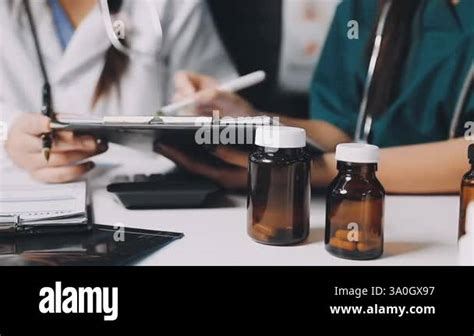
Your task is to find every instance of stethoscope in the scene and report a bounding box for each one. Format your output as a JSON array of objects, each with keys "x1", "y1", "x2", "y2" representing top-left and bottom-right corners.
[
  {"x1": 22, "y1": 0, "x2": 165, "y2": 125},
  {"x1": 354, "y1": 0, "x2": 474, "y2": 144},
  {"x1": 28, "y1": 0, "x2": 164, "y2": 59},
  {"x1": 99, "y1": 0, "x2": 163, "y2": 59}
]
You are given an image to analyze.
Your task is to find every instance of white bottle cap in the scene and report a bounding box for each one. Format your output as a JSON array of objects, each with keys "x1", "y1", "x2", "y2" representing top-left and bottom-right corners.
[
  {"x1": 335, "y1": 143, "x2": 380, "y2": 164},
  {"x1": 255, "y1": 126, "x2": 306, "y2": 149}
]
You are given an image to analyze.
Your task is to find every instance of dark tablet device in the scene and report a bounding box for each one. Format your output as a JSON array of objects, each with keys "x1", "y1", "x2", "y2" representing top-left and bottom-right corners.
[{"x1": 0, "y1": 224, "x2": 184, "y2": 266}]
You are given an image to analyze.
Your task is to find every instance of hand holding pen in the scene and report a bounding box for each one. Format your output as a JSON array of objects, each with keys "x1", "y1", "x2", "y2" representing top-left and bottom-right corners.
[
  {"x1": 4, "y1": 114, "x2": 107, "y2": 183},
  {"x1": 166, "y1": 71, "x2": 265, "y2": 116}
]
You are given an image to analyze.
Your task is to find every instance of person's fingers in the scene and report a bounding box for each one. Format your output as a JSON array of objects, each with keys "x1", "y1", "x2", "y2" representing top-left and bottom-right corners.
[
  {"x1": 184, "y1": 72, "x2": 219, "y2": 90},
  {"x1": 16, "y1": 114, "x2": 51, "y2": 136},
  {"x1": 216, "y1": 92, "x2": 252, "y2": 113},
  {"x1": 192, "y1": 89, "x2": 226, "y2": 116},
  {"x1": 195, "y1": 89, "x2": 220, "y2": 107},
  {"x1": 212, "y1": 146, "x2": 249, "y2": 168},
  {"x1": 31, "y1": 161, "x2": 95, "y2": 184},
  {"x1": 195, "y1": 90, "x2": 255, "y2": 117},
  {"x1": 174, "y1": 71, "x2": 220, "y2": 97},
  {"x1": 174, "y1": 71, "x2": 199, "y2": 96},
  {"x1": 13, "y1": 143, "x2": 107, "y2": 172},
  {"x1": 7, "y1": 132, "x2": 105, "y2": 154},
  {"x1": 53, "y1": 133, "x2": 105, "y2": 152},
  {"x1": 44, "y1": 150, "x2": 106, "y2": 168},
  {"x1": 6, "y1": 132, "x2": 42, "y2": 153},
  {"x1": 197, "y1": 74, "x2": 219, "y2": 90},
  {"x1": 156, "y1": 144, "x2": 248, "y2": 190},
  {"x1": 20, "y1": 142, "x2": 106, "y2": 170},
  {"x1": 172, "y1": 92, "x2": 187, "y2": 104},
  {"x1": 54, "y1": 131, "x2": 75, "y2": 144},
  {"x1": 4, "y1": 150, "x2": 35, "y2": 172}
]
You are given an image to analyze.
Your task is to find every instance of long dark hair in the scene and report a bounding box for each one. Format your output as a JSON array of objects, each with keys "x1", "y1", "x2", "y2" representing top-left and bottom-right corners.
[
  {"x1": 92, "y1": 0, "x2": 129, "y2": 106},
  {"x1": 365, "y1": 0, "x2": 421, "y2": 118}
]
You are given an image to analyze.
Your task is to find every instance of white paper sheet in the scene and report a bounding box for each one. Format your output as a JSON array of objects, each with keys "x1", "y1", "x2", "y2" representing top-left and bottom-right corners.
[{"x1": 0, "y1": 168, "x2": 87, "y2": 224}]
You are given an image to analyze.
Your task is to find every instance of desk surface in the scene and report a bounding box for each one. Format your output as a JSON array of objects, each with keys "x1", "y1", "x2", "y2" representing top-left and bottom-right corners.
[{"x1": 88, "y1": 145, "x2": 460, "y2": 266}]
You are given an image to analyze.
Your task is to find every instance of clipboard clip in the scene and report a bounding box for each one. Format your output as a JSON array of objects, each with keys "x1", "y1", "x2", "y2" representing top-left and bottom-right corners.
[
  {"x1": 0, "y1": 215, "x2": 91, "y2": 236},
  {"x1": 0, "y1": 216, "x2": 20, "y2": 233}
]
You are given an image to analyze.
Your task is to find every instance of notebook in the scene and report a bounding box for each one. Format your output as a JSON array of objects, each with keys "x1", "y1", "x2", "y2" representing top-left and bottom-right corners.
[{"x1": 0, "y1": 181, "x2": 88, "y2": 229}]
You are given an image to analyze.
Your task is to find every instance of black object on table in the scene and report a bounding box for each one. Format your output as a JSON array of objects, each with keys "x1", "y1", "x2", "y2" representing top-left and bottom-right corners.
[
  {"x1": 107, "y1": 169, "x2": 221, "y2": 209},
  {"x1": 0, "y1": 224, "x2": 183, "y2": 266}
]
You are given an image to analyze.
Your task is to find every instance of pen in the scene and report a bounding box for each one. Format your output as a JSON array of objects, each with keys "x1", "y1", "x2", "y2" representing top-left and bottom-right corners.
[
  {"x1": 41, "y1": 83, "x2": 53, "y2": 162},
  {"x1": 159, "y1": 70, "x2": 266, "y2": 115}
]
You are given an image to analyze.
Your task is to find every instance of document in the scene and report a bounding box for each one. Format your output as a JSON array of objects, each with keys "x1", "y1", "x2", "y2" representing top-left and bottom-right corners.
[{"x1": 0, "y1": 169, "x2": 88, "y2": 226}]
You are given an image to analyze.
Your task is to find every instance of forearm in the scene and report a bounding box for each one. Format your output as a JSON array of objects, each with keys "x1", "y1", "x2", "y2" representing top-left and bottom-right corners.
[
  {"x1": 312, "y1": 138, "x2": 471, "y2": 194},
  {"x1": 377, "y1": 138, "x2": 469, "y2": 194}
]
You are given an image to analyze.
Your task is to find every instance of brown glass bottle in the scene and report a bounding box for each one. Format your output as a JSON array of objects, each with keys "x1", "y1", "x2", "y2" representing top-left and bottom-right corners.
[
  {"x1": 458, "y1": 144, "x2": 474, "y2": 240},
  {"x1": 248, "y1": 127, "x2": 310, "y2": 245},
  {"x1": 325, "y1": 144, "x2": 385, "y2": 260}
]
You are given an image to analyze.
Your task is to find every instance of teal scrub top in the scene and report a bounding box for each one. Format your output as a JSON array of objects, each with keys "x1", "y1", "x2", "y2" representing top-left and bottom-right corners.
[{"x1": 310, "y1": 0, "x2": 474, "y2": 148}]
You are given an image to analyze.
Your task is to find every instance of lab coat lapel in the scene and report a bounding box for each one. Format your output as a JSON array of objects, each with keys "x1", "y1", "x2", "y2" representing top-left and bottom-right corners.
[
  {"x1": 55, "y1": 5, "x2": 111, "y2": 82},
  {"x1": 18, "y1": 0, "x2": 63, "y2": 74}
]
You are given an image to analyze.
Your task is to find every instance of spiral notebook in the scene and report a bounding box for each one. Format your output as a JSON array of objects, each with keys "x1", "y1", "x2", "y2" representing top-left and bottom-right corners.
[{"x1": 0, "y1": 181, "x2": 88, "y2": 228}]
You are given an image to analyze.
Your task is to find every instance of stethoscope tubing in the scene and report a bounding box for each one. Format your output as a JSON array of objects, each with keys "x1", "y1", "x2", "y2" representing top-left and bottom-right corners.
[
  {"x1": 354, "y1": 0, "x2": 392, "y2": 144},
  {"x1": 449, "y1": 63, "x2": 474, "y2": 139}
]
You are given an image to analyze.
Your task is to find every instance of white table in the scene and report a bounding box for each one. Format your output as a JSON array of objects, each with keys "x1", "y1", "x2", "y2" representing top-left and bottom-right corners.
[{"x1": 89, "y1": 145, "x2": 460, "y2": 266}]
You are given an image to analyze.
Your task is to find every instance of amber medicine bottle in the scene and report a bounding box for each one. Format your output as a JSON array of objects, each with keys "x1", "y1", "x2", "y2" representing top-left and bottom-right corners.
[
  {"x1": 325, "y1": 143, "x2": 385, "y2": 260},
  {"x1": 248, "y1": 126, "x2": 310, "y2": 245}
]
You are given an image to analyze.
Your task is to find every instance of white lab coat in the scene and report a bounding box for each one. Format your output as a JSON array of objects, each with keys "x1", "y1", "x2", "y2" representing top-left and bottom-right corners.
[{"x1": 0, "y1": 0, "x2": 237, "y2": 131}]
